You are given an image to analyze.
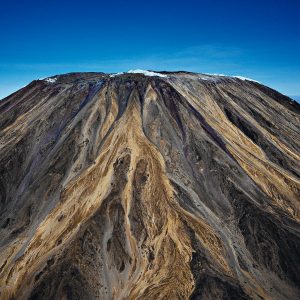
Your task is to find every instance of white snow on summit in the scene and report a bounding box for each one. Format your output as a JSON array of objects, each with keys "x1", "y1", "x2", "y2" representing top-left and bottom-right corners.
[
  {"x1": 109, "y1": 72, "x2": 124, "y2": 78},
  {"x1": 202, "y1": 73, "x2": 259, "y2": 83},
  {"x1": 204, "y1": 73, "x2": 227, "y2": 77},
  {"x1": 233, "y1": 76, "x2": 260, "y2": 83},
  {"x1": 109, "y1": 70, "x2": 167, "y2": 78},
  {"x1": 127, "y1": 69, "x2": 167, "y2": 78},
  {"x1": 43, "y1": 77, "x2": 57, "y2": 83}
]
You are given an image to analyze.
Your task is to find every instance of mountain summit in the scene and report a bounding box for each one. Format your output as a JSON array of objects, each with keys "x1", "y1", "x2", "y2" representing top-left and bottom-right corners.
[{"x1": 0, "y1": 71, "x2": 299, "y2": 300}]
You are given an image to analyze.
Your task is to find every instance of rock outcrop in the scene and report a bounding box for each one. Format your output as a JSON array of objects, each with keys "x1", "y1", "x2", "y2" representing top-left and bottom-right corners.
[{"x1": 0, "y1": 71, "x2": 299, "y2": 299}]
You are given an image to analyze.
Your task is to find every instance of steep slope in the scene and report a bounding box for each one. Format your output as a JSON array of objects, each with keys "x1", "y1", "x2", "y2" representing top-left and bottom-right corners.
[{"x1": 0, "y1": 71, "x2": 299, "y2": 300}]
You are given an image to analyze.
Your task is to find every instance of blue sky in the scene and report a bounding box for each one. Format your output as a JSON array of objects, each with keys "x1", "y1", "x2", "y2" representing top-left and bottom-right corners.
[{"x1": 0, "y1": 0, "x2": 299, "y2": 100}]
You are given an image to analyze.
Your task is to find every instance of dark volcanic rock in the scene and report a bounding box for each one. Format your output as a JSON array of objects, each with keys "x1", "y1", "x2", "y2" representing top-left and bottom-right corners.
[{"x1": 0, "y1": 71, "x2": 299, "y2": 300}]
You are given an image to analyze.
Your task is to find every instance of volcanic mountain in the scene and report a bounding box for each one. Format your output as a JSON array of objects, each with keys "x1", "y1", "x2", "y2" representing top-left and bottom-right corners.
[{"x1": 0, "y1": 70, "x2": 299, "y2": 300}]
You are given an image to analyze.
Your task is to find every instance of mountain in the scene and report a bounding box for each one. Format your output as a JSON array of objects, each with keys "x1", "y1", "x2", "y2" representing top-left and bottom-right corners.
[
  {"x1": 290, "y1": 96, "x2": 300, "y2": 103},
  {"x1": 0, "y1": 70, "x2": 299, "y2": 300}
]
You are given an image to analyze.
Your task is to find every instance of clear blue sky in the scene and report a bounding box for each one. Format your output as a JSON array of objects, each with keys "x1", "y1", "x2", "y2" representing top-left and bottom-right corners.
[{"x1": 0, "y1": 0, "x2": 299, "y2": 99}]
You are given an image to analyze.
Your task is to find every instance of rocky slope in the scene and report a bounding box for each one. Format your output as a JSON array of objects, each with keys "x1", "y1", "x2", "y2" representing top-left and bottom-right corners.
[{"x1": 0, "y1": 70, "x2": 299, "y2": 300}]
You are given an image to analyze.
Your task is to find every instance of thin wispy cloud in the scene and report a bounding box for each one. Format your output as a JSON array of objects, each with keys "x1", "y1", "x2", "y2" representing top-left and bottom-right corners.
[{"x1": 0, "y1": 44, "x2": 244, "y2": 73}]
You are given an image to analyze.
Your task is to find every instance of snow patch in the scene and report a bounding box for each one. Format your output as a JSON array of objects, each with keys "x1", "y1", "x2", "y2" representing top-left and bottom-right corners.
[
  {"x1": 204, "y1": 73, "x2": 226, "y2": 77},
  {"x1": 43, "y1": 77, "x2": 57, "y2": 83},
  {"x1": 233, "y1": 76, "x2": 260, "y2": 83},
  {"x1": 202, "y1": 73, "x2": 259, "y2": 83},
  {"x1": 127, "y1": 69, "x2": 167, "y2": 78},
  {"x1": 109, "y1": 72, "x2": 124, "y2": 78}
]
